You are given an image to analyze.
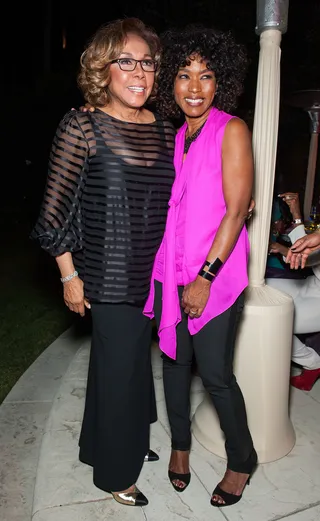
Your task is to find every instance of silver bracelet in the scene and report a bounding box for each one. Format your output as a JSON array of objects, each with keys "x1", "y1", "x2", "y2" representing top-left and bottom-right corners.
[{"x1": 60, "y1": 270, "x2": 78, "y2": 283}]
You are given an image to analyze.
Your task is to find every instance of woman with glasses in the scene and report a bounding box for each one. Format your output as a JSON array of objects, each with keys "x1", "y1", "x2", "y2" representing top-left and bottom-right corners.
[{"x1": 31, "y1": 18, "x2": 175, "y2": 507}]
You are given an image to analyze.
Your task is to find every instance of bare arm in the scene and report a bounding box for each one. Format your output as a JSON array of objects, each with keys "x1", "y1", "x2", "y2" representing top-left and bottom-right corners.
[
  {"x1": 55, "y1": 252, "x2": 90, "y2": 317},
  {"x1": 56, "y1": 252, "x2": 76, "y2": 279},
  {"x1": 278, "y1": 192, "x2": 303, "y2": 231},
  {"x1": 182, "y1": 118, "x2": 253, "y2": 317},
  {"x1": 206, "y1": 118, "x2": 253, "y2": 262},
  {"x1": 31, "y1": 112, "x2": 91, "y2": 316}
]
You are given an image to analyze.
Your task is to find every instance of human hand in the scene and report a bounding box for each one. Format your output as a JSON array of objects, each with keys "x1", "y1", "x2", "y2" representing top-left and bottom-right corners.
[
  {"x1": 269, "y1": 242, "x2": 288, "y2": 256},
  {"x1": 278, "y1": 192, "x2": 301, "y2": 219},
  {"x1": 246, "y1": 197, "x2": 255, "y2": 221},
  {"x1": 72, "y1": 103, "x2": 95, "y2": 113},
  {"x1": 63, "y1": 277, "x2": 91, "y2": 317},
  {"x1": 181, "y1": 277, "x2": 211, "y2": 318},
  {"x1": 79, "y1": 103, "x2": 95, "y2": 113},
  {"x1": 286, "y1": 231, "x2": 320, "y2": 269}
]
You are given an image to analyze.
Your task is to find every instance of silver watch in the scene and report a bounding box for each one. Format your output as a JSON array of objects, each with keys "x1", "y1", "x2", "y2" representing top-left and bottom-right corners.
[{"x1": 293, "y1": 218, "x2": 303, "y2": 225}]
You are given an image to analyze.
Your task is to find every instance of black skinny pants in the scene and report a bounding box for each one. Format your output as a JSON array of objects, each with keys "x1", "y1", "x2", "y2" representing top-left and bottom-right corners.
[{"x1": 154, "y1": 281, "x2": 254, "y2": 473}]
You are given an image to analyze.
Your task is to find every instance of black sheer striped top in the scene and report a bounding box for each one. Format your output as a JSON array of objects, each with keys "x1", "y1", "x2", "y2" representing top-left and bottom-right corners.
[{"x1": 31, "y1": 109, "x2": 176, "y2": 304}]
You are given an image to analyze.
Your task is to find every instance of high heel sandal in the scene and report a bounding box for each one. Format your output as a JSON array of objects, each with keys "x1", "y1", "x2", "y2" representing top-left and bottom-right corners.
[
  {"x1": 210, "y1": 477, "x2": 251, "y2": 507},
  {"x1": 111, "y1": 485, "x2": 148, "y2": 507},
  {"x1": 144, "y1": 449, "x2": 159, "y2": 462},
  {"x1": 168, "y1": 469, "x2": 191, "y2": 492},
  {"x1": 210, "y1": 449, "x2": 257, "y2": 508},
  {"x1": 168, "y1": 449, "x2": 191, "y2": 492},
  {"x1": 290, "y1": 368, "x2": 320, "y2": 391}
]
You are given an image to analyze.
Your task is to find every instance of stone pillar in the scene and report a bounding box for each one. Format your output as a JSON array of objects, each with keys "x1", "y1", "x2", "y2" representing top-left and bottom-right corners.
[
  {"x1": 192, "y1": 0, "x2": 295, "y2": 464},
  {"x1": 304, "y1": 110, "x2": 319, "y2": 221}
]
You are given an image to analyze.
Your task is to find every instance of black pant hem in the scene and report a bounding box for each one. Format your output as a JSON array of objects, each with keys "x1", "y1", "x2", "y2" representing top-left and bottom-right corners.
[
  {"x1": 227, "y1": 447, "x2": 257, "y2": 474},
  {"x1": 171, "y1": 442, "x2": 191, "y2": 451}
]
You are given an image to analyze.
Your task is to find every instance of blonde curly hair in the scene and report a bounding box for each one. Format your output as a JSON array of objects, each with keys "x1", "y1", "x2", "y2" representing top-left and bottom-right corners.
[{"x1": 77, "y1": 18, "x2": 161, "y2": 107}]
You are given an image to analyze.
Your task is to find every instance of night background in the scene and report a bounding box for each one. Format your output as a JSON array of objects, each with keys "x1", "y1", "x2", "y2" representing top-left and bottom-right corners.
[{"x1": 1, "y1": 0, "x2": 320, "y2": 401}]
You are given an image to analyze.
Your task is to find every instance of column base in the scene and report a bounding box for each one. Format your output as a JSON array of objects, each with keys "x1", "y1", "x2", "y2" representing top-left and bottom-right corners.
[{"x1": 192, "y1": 284, "x2": 296, "y2": 463}]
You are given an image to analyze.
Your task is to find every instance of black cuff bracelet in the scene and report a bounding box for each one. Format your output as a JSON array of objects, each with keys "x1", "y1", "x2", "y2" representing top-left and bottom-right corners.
[
  {"x1": 200, "y1": 258, "x2": 223, "y2": 276},
  {"x1": 198, "y1": 269, "x2": 215, "y2": 282}
]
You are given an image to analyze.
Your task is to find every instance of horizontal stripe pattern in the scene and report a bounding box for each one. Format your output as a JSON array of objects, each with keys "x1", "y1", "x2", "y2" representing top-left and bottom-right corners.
[{"x1": 31, "y1": 109, "x2": 175, "y2": 303}]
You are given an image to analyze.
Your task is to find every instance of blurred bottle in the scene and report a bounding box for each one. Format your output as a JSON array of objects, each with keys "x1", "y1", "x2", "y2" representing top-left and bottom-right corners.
[{"x1": 310, "y1": 196, "x2": 320, "y2": 225}]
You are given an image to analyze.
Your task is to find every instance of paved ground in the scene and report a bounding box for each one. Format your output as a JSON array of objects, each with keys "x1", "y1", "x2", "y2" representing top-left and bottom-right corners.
[
  {"x1": 1, "y1": 329, "x2": 320, "y2": 521},
  {"x1": 0, "y1": 327, "x2": 89, "y2": 521}
]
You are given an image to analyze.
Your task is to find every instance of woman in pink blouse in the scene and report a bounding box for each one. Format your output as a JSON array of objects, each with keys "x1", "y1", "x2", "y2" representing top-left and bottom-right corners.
[{"x1": 144, "y1": 25, "x2": 257, "y2": 508}]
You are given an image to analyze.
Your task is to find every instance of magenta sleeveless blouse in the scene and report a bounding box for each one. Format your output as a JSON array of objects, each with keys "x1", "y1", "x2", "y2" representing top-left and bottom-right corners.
[{"x1": 144, "y1": 107, "x2": 250, "y2": 359}]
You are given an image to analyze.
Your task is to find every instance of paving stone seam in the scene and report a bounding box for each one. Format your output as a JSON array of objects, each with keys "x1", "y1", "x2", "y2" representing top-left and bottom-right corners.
[
  {"x1": 269, "y1": 500, "x2": 320, "y2": 521},
  {"x1": 2, "y1": 400, "x2": 53, "y2": 405},
  {"x1": 307, "y1": 394, "x2": 320, "y2": 406},
  {"x1": 32, "y1": 496, "x2": 114, "y2": 519}
]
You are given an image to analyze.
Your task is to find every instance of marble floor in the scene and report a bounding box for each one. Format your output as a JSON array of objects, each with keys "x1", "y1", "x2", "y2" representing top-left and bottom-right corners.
[
  {"x1": 29, "y1": 339, "x2": 320, "y2": 521},
  {"x1": 0, "y1": 328, "x2": 83, "y2": 521}
]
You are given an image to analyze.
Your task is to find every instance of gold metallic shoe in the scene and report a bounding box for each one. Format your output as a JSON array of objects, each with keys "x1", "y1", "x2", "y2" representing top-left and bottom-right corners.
[{"x1": 111, "y1": 485, "x2": 148, "y2": 507}]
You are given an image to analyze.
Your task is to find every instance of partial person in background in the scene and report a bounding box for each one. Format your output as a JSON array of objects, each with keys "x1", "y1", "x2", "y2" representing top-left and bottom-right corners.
[
  {"x1": 31, "y1": 18, "x2": 176, "y2": 507},
  {"x1": 266, "y1": 197, "x2": 295, "y2": 279},
  {"x1": 267, "y1": 193, "x2": 320, "y2": 391},
  {"x1": 287, "y1": 229, "x2": 320, "y2": 269}
]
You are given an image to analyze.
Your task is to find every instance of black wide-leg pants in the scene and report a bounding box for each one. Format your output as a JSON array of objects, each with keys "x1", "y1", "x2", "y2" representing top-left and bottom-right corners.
[
  {"x1": 79, "y1": 302, "x2": 157, "y2": 492},
  {"x1": 154, "y1": 281, "x2": 254, "y2": 473}
]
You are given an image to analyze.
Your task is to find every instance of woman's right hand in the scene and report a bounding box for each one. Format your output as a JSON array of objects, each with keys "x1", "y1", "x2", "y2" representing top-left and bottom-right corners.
[
  {"x1": 63, "y1": 277, "x2": 91, "y2": 316},
  {"x1": 278, "y1": 192, "x2": 301, "y2": 219},
  {"x1": 79, "y1": 103, "x2": 96, "y2": 113}
]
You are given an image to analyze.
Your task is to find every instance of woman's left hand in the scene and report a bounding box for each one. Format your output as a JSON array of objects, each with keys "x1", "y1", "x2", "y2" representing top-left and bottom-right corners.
[{"x1": 182, "y1": 277, "x2": 211, "y2": 318}]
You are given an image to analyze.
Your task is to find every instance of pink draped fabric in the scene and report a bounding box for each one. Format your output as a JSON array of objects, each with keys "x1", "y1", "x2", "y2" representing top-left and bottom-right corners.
[{"x1": 144, "y1": 107, "x2": 249, "y2": 359}]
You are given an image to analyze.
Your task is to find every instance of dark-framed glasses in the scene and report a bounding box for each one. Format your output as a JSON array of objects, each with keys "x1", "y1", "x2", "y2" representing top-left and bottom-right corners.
[{"x1": 110, "y1": 58, "x2": 157, "y2": 72}]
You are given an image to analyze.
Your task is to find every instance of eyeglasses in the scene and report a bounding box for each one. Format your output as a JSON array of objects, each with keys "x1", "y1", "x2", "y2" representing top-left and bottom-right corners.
[{"x1": 110, "y1": 58, "x2": 157, "y2": 72}]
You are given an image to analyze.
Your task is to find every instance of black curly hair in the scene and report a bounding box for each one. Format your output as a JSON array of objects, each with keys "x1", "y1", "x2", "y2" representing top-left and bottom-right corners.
[{"x1": 156, "y1": 25, "x2": 248, "y2": 120}]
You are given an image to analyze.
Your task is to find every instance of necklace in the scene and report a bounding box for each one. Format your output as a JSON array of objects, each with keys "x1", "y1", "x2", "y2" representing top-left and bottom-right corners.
[{"x1": 184, "y1": 122, "x2": 206, "y2": 154}]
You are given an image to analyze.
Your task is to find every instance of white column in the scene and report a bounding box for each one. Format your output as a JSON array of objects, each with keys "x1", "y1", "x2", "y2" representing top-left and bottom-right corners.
[
  {"x1": 192, "y1": 1, "x2": 295, "y2": 463},
  {"x1": 249, "y1": 29, "x2": 282, "y2": 286},
  {"x1": 304, "y1": 112, "x2": 319, "y2": 222}
]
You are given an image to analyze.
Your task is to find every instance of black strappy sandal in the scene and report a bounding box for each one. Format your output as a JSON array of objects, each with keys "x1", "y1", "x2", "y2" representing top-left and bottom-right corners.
[
  {"x1": 210, "y1": 448, "x2": 257, "y2": 507},
  {"x1": 210, "y1": 476, "x2": 251, "y2": 507},
  {"x1": 168, "y1": 470, "x2": 191, "y2": 492}
]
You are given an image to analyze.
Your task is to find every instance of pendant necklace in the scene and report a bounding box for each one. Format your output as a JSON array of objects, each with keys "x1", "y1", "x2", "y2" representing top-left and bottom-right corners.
[{"x1": 184, "y1": 121, "x2": 206, "y2": 154}]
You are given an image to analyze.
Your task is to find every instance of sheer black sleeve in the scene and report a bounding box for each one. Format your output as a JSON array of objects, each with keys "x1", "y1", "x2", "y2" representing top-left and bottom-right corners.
[{"x1": 31, "y1": 111, "x2": 90, "y2": 256}]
